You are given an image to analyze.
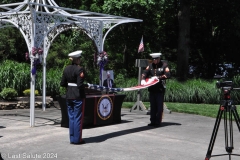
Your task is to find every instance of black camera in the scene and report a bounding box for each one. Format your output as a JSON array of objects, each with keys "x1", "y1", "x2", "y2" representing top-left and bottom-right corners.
[{"x1": 216, "y1": 81, "x2": 233, "y2": 88}]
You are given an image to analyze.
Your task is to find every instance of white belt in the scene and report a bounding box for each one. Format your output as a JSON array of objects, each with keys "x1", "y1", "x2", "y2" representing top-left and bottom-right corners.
[{"x1": 68, "y1": 83, "x2": 77, "y2": 86}]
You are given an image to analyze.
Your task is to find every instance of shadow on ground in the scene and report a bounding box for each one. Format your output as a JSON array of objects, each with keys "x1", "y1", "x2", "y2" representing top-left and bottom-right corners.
[
  {"x1": 0, "y1": 114, "x2": 61, "y2": 127},
  {"x1": 84, "y1": 121, "x2": 181, "y2": 143}
]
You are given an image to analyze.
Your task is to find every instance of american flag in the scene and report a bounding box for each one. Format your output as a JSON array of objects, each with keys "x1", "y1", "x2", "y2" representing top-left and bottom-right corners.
[{"x1": 138, "y1": 36, "x2": 144, "y2": 53}]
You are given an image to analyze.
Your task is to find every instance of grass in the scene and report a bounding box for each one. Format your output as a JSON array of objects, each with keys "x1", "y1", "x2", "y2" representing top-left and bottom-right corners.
[{"x1": 122, "y1": 102, "x2": 240, "y2": 119}]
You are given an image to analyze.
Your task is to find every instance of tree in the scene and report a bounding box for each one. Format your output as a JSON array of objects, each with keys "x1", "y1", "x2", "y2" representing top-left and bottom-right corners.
[
  {"x1": 176, "y1": 0, "x2": 190, "y2": 81},
  {"x1": 2, "y1": 0, "x2": 240, "y2": 80}
]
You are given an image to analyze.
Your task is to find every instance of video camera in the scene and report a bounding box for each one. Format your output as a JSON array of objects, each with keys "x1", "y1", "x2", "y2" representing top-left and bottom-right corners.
[
  {"x1": 216, "y1": 81, "x2": 233, "y2": 89},
  {"x1": 214, "y1": 75, "x2": 233, "y2": 89}
]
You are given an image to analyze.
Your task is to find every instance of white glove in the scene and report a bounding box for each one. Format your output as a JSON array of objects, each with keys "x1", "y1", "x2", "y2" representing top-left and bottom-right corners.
[
  {"x1": 152, "y1": 76, "x2": 159, "y2": 80},
  {"x1": 141, "y1": 80, "x2": 147, "y2": 85}
]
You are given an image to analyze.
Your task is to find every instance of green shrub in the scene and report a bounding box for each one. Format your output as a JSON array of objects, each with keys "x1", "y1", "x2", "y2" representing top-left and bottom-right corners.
[
  {"x1": 0, "y1": 60, "x2": 30, "y2": 96},
  {"x1": 114, "y1": 73, "x2": 125, "y2": 88},
  {"x1": 23, "y1": 89, "x2": 39, "y2": 96},
  {"x1": 0, "y1": 88, "x2": 18, "y2": 100},
  {"x1": 59, "y1": 87, "x2": 66, "y2": 95}
]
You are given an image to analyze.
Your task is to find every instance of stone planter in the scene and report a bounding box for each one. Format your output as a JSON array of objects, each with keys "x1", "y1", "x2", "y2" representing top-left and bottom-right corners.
[{"x1": 0, "y1": 96, "x2": 54, "y2": 110}]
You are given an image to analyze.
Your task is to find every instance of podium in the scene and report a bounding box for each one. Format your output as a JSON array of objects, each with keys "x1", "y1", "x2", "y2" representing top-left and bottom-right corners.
[
  {"x1": 84, "y1": 94, "x2": 126, "y2": 126},
  {"x1": 58, "y1": 93, "x2": 126, "y2": 128}
]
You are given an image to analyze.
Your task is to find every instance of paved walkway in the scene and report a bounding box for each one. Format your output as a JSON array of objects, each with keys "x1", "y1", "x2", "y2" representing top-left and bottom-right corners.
[{"x1": 1, "y1": 107, "x2": 240, "y2": 160}]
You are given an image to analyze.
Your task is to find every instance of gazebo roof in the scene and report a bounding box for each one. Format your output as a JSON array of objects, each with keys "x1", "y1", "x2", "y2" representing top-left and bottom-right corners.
[
  {"x1": 0, "y1": 0, "x2": 142, "y2": 24},
  {"x1": 0, "y1": 0, "x2": 142, "y2": 53}
]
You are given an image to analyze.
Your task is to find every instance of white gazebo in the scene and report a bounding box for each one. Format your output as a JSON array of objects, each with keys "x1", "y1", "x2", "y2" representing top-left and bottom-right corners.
[{"x1": 0, "y1": 0, "x2": 142, "y2": 127}]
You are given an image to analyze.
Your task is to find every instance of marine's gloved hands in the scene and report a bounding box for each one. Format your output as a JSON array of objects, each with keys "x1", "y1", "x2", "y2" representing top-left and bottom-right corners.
[
  {"x1": 159, "y1": 75, "x2": 167, "y2": 80},
  {"x1": 141, "y1": 80, "x2": 147, "y2": 86},
  {"x1": 85, "y1": 83, "x2": 90, "y2": 88},
  {"x1": 152, "y1": 76, "x2": 159, "y2": 80}
]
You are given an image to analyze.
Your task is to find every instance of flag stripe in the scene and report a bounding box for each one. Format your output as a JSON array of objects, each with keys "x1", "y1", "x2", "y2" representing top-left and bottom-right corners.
[{"x1": 138, "y1": 36, "x2": 144, "y2": 53}]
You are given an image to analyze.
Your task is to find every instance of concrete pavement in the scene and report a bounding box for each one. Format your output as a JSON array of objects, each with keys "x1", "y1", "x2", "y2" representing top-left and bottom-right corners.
[{"x1": 1, "y1": 107, "x2": 240, "y2": 160}]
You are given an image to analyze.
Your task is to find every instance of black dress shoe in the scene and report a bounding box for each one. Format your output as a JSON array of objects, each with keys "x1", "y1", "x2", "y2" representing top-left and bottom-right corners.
[
  {"x1": 147, "y1": 123, "x2": 155, "y2": 126},
  {"x1": 79, "y1": 140, "x2": 86, "y2": 144},
  {"x1": 70, "y1": 140, "x2": 86, "y2": 145}
]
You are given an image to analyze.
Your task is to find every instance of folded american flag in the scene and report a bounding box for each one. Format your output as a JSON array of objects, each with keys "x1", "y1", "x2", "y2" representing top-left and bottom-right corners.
[
  {"x1": 87, "y1": 84, "x2": 124, "y2": 92},
  {"x1": 87, "y1": 77, "x2": 159, "y2": 92}
]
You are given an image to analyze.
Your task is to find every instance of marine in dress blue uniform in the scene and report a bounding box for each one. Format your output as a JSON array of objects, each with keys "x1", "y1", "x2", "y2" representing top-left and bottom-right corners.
[
  {"x1": 60, "y1": 50, "x2": 86, "y2": 145},
  {"x1": 141, "y1": 53, "x2": 170, "y2": 127}
]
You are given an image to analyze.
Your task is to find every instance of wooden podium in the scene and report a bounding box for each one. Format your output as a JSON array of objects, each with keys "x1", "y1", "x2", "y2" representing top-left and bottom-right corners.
[{"x1": 58, "y1": 92, "x2": 126, "y2": 128}]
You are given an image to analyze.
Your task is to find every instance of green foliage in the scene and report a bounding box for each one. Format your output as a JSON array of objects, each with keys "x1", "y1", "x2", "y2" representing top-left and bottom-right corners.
[
  {"x1": 47, "y1": 29, "x2": 99, "y2": 84},
  {"x1": 0, "y1": 60, "x2": 30, "y2": 96},
  {"x1": 102, "y1": 0, "x2": 156, "y2": 14},
  {"x1": 114, "y1": 73, "x2": 125, "y2": 88},
  {"x1": 2, "y1": 0, "x2": 240, "y2": 99},
  {"x1": 1, "y1": 58, "x2": 240, "y2": 105},
  {"x1": 0, "y1": 0, "x2": 19, "y2": 4},
  {"x1": 0, "y1": 87, "x2": 18, "y2": 100},
  {"x1": 164, "y1": 78, "x2": 220, "y2": 104},
  {"x1": 23, "y1": 89, "x2": 39, "y2": 96},
  {"x1": 59, "y1": 87, "x2": 66, "y2": 96},
  {"x1": 119, "y1": 76, "x2": 240, "y2": 104},
  {"x1": 166, "y1": 102, "x2": 240, "y2": 119},
  {"x1": 0, "y1": 28, "x2": 28, "y2": 62},
  {"x1": 2, "y1": 0, "x2": 240, "y2": 80},
  {"x1": 41, "y1": 68, "x2": 62, "y2": 96}
]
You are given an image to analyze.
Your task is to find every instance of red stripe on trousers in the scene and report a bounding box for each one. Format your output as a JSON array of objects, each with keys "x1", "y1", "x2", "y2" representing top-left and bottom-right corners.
[{"x1": 80, "y1": 99, "x2": 85, "y2": 142}]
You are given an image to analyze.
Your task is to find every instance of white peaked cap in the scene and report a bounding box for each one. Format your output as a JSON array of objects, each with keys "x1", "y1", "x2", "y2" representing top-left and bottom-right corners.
[
  {"x1": 68, "y1": 50, "x2": 82, "y2": 57},
  {"x1": 150, "y1": 53, "x2": 161, "y2": 58}
]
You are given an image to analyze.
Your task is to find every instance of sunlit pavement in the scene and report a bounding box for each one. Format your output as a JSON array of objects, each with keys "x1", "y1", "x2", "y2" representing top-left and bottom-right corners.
[{"x1": 1, "y1": 107, "x2": 240, "y2": 160}]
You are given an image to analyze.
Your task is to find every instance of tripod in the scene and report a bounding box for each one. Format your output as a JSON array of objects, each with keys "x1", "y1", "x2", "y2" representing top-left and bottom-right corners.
[{"x1": 205, "y1": 87, "x2": 240, "y2": 160}]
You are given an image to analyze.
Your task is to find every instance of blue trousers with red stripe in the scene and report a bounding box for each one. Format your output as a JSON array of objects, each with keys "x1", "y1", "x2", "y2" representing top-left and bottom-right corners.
[
  {"x1": 149, "y1": 92, "x2": 164, "y2": 125},
  {"x1": 67, "y1": 99, "x2": 84, "y2": 143}
]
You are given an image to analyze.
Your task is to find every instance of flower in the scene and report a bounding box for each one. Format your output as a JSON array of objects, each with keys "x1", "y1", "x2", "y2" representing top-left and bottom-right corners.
[
  {"x1": 25, "y1": 47, "x2": 43, "y2": 75},
  {"x1": 25, "y1": 47, "x2": 43, "y2": 61},
  {"x1": 32, "y1": 47, "x2": 43, "y2": 57},
  {"x1": 25, "y1": 52, "x2": 29, "y2": 60}
]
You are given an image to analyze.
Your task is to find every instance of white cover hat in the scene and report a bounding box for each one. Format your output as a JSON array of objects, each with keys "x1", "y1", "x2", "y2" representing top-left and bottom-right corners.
[
  {"x1": 68, "y1": 50, "x2": 82, "y2": 57},
  {"x1": 150, "y1": 53, "x2": 161, "y2": 58}
]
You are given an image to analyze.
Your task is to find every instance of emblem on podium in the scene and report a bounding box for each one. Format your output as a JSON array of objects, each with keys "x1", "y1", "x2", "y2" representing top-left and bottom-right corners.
[{"x1": 97, "y1": 96, "x2": 113, "y2": 120}]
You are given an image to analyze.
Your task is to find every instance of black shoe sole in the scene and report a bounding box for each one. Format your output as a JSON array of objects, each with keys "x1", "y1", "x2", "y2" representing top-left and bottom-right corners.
[{"x1": 70, "y1": 140, "x2": 85, "y2": 145}]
